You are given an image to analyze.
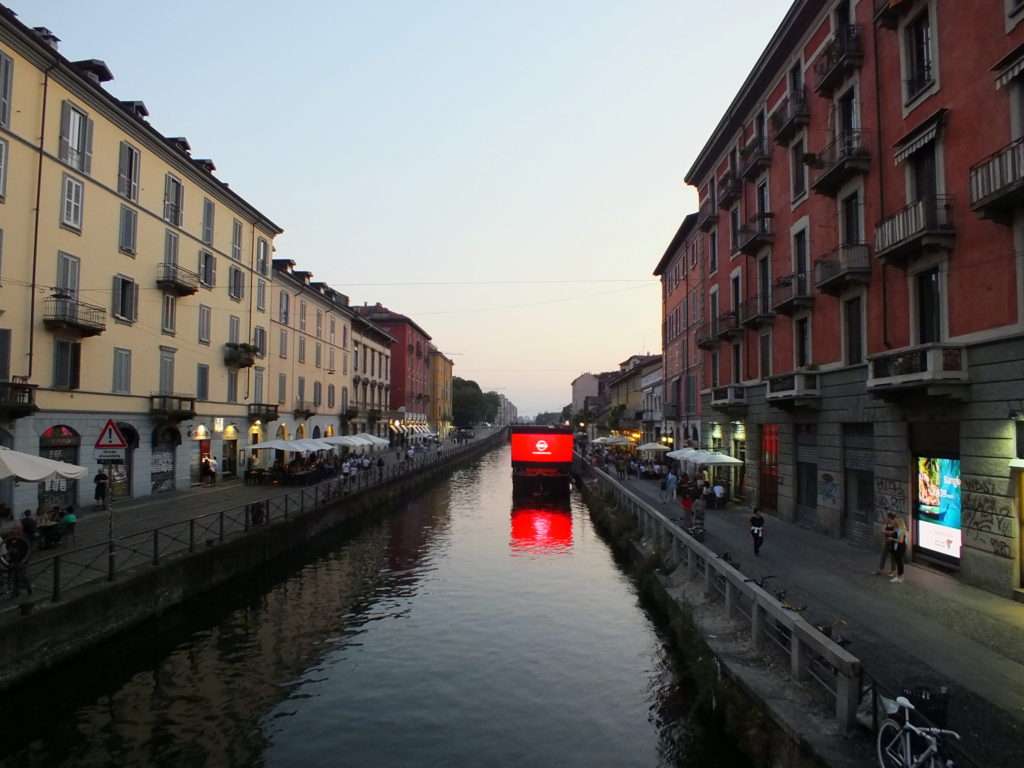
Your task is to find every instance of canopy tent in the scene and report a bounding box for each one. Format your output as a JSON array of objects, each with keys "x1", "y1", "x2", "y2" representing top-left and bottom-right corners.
[
  {"x1": 0, "y1": 446, "x2": 88, "y2": 482},
  {"x1": 291, "y1": 439, "x2": 331, "y2": 453},
  {"x1": 591, "y1": 437, "x2": 609, "y2": 445},
  {"x1": 604, "y1": 435, "x2": 631, "y2": 446},
  {"x1": 248, "y1": 439, "x2": 296, "y2": 451},
  {"x1": 666, "y1": 447, "x2": 697, "y2": 461},
  {"x1": 637, "y1": 443, "x2": 670, "y2": 452},
  {"x1": 693, "y1": 451, "x2": 744, "y2": 466},
  {"x1": 355, "y1": 433, "x2": 390, "y2": 448}
]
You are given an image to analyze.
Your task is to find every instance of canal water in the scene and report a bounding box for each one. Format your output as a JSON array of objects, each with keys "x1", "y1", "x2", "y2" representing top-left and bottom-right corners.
[{"x1": 0, "y1": 446, "x2": 750, "y2": 767}]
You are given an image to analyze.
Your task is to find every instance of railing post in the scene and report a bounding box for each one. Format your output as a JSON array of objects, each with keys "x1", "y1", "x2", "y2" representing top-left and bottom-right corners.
[
  {"x1": 152, "y1": 529, "x2": 160, "y2": 565},
  {"x1": 790, "y1": 630, "x2": 808, "y2": 681},
  {"x1": 836, "y1": 669, "x2": 860, "y2": 733},
  {"x1": 725, "y1": 580, "x2": 735, "y2": 618},
  {"x1": 703, "y1": 558, "x2": 713, "y2": 596},
  {"x1": 189, "y1": 519, "x2": 195, "y2": 553},
  {"x1": 52, "y1": 554, "x2": 61, "y2": 602},
  {"x1": 219, "y1": 510, "x2": 225, "y2": 543},
  {"x1": 751, "y1": 600, "x2": 764, "y2": 650}
]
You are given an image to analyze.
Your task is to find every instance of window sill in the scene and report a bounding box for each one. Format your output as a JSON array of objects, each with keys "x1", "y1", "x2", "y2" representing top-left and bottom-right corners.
[
  {"x1": 118, "y1": 247, "x2": 136, "y2": 258},
  {"x1": 113, "y1": 316, "x2": 135, "y2": 327},
  {"x1": 791, "y1": 191, "x2": 808, "y2": 208},
  {"x1": 161, "y1": 329, "x2": 176, "y2": 337},
  {"x1": 229, "y1": 295, "x2": 243, "y2": 303},
  {"x1": 904, "y1": 81, "x2": 937, "y2": 111},
  {"x1": 59, "y1": 221, "x2": 82, "y2": 236}
]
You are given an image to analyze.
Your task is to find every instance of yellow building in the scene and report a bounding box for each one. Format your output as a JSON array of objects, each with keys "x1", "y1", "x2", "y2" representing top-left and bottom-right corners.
[
  {"x1": 0, "y1": 17, "x2": 281, "y2": 510},
  {"x1": 428, "y1": 345, "x2": 453, "y2": 438},
  {"x1": 350, "y1": 315, "x2": 394, "y2": 439}
]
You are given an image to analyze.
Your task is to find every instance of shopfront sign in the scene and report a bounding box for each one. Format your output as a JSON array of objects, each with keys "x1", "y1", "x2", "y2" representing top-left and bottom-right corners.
[{"x1": 915, "y1": 457, "x2": 962, "y2": 559}]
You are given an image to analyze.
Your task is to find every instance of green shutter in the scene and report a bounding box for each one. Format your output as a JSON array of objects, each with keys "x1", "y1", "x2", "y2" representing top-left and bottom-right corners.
[
  {"x1": 58, "y1": 101, "x2": 71, "y2": 162},
  {"x1": 82, "y1": 117, "x2": 94, "y2": 174}
]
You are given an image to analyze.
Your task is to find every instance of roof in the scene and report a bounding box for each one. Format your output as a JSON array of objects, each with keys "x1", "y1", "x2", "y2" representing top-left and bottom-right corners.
[
  {"x1": 570, "y1": 372, "x2": 598, "y2": 385},
  {"x1": 0, "y1": 5, "x2": 283, "y2": 234},
  {"x1": 352, "y1": 313, "x2": 396, "y2": 346},
  {"x1": 653, "y1": 213, "x2": 699, "y2": 276},
  {"x1": 353, "y1": 304, "x2": 432, "y2": 341}
]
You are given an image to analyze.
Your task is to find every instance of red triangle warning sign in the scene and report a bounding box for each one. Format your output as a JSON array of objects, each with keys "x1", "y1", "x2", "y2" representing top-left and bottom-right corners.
[{"x1": 95, "y1": 419, "x2": 128, "y2": 449}]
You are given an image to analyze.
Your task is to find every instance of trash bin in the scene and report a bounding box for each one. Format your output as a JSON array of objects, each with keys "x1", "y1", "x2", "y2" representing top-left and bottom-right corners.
[{"x1": 901, "y1": 685, "x2": 950, "y2": 729}]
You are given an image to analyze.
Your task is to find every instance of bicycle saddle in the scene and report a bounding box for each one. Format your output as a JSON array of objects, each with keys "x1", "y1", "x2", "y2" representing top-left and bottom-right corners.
[{"x1": 895, "y1": 696, "x2": 916, "y2": 710}]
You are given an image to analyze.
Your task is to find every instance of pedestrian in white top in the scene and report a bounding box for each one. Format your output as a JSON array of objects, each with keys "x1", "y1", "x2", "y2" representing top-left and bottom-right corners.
[{"x1": 712, "y1": 482, "x2": 725, "y2": 509}]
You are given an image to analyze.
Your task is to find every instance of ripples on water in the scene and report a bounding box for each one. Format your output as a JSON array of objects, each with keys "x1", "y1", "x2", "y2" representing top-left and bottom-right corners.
[{"x1": 0, "y1": 447, "x2": 749, "y2": 768}]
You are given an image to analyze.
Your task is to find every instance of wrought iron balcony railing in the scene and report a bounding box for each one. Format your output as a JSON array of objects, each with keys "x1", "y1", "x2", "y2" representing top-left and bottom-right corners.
[
  {"x1": 874, "y1": 196, "x2": 955, "y2": 264},
  {"x1": 814, "y1": 244, "x2": 872, "y2": 295},
  {"x1": 42, "y1": 296, "x2": 106, "y2": 337},
  {"x1": 814, "y1": 25, "x2": 863, "y2": 97},
  {"x1": 969, "y1": 136, "x2": 1024, "y2": 221}
]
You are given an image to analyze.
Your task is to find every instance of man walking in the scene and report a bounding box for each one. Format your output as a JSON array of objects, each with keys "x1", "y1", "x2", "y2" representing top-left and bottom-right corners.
[
  {"x1": 750, "y1": 507, "x2": 765, "y2": 556},
  {"x1": 664, "y1": 469, "x2": 678, "y2": 505},
  {"x1": 93, "y1": 468, "x2": 109, "y2": 511}
]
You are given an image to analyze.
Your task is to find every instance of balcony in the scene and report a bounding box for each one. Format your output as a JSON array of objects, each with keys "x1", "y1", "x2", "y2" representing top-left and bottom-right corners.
[
  {"x1": 766, "y1": 372, "x2": 820, "y2": 408},
  {"x1": 814, "y1": 25, "x2": 863, "y2": 97},
  {"x1": 642, "y1": 409, "x2": 664, "y2": 423},
  {"x1": 711, "y1": 385, "x2": 746, "y2": 412},
  {"x1": 716, "y1": 311, "x2": 742, "y2": 340},
  {"x1": 663, "y1": 402, "x2": 679, "y2": 420},
  {"x1": 737, "y1": 212, "x2": 774, "y2": 255},
  {"x1": 0, "y1": 380, "x2": 37, "y2": 420},
  {"x1": 771, "y1": 88, "x2": 810, "y2": 145},
  {"x1": 150, "y1": 394, "x2": 196, "y2": 422},
  {"x1": 874, "y1": 0, "x2": 910, "y2": 30},
  {"x1": 368, "y1": 408, "x2": 382, "y2": 422},
  {"x1": 223, "y1": 342, "x2": 258, "y2": 369},
  {"x1": 42, "y1": 296, "x2": 106, "y2": 337},
  {"x1": 697, "y1": 196, "x2": 718, "y2": 231},
  {"x1": 815, "y1": 244, "x2": 872, "y2": 296},
  {"x1": 156, "y1": 262, "x2": 200, "y2": 296},
  {"x1": 293, "y1": 399, "x2": 315, "y2": 419},
  {"x1": 740, "y1": 136, "x2": 772, "y2": 180},
  {"x1": 342, "y1": 405, "x2": 359, "y2": 420},
  {"x1": 874, "y1": 196, "x2": 955, "y2": 266},
  {"x1": 740, "y1": 294, "x2": 774, "y2": 328},
  {"x1": 247, "y1": 403, "x2": 278, "y2": 423},
  {"x1": 717, "y1": 171, "x2": 741, "y2": 210},
  {"x1": 811, "y1": 132, "x2": 870, "y2": 197},
  {"x1": 695, "y1": 322, "x2": 718, "y2": 350},
  {"x1": 867, "y1": 344, "x2": 969, "y2": 399},
  {"x1": 969, "y1": 137, "x2": 1024, "y2": 223},
  {"x1": 772, "y1": 273, "x2": 813, "y2": 316}
]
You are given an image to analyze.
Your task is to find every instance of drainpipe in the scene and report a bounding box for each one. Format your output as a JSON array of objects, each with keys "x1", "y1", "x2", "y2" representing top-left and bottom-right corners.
[
  {"x1": 27, "y1": 65, "x2": 56, "y2": 379},
  {"x1": 245, "y1": 223, "x2": 256, "y2": 401},
  {"x1": 871, "y1": 13, "x2": 891, "y2": 349}
]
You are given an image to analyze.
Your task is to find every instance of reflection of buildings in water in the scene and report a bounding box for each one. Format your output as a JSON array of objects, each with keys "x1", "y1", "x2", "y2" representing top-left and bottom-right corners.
[
  {"x1": 386, "y1": 482, "x2": 454, "y2": 573},
  {"x1": 510, "y1": 501, "x2": 573, "y2": 554}
]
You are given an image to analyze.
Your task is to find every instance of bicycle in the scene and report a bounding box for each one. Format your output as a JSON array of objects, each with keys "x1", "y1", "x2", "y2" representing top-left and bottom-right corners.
[{"x1": 877, "y1": 696, "x2": 960, "y2": 767}]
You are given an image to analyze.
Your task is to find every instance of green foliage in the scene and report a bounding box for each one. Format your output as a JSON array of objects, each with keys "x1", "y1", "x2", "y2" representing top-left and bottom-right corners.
[
  {"x1": 533, "y1": 411, "x2": 563, "y2": 426},
  {"x1": 452, "y1": 377, "x2": 501, "y2": 426}
]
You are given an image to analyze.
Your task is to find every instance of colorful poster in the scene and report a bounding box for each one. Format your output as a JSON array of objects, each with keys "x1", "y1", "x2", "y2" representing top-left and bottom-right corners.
[{"x1": 915, "y1": 457, "x2": 961, "y2": 559}]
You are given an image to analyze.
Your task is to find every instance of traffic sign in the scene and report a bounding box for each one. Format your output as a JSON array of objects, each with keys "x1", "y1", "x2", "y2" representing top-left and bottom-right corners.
[
  {"x1": 95, "y1": 448, "x2": 125, "y2": 463},
  {"x1": 95, "y1": 419, "x2": 128, "y2": 450}
]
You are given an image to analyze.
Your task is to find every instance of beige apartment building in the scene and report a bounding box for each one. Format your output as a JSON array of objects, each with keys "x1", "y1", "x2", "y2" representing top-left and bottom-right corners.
[
  {"x1": 267, "y1": 260, "x2": 352, "y2": 452},
  {"x1": 350, "y1": 315, "x2": 393, "y2": 439},
  {"x1": 428, "y1": 345, "x2": 453, "y2": 438},
  {"x1": 0, "y1": 15, "x2": 282, "y2": 511}
]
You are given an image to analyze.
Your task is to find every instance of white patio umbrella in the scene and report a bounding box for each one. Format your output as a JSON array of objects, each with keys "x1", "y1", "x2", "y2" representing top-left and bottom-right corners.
[
  {"x1": 591, "y1": 437, "x2": 609, "y2": 445},
  {"x1": 249, "y1": 439, "x2": 297, "y2": 451},
  {"x1": 0, "y1": 446, "x2": 88, "y2": 482},
  {"x1": 355, "y1": 433, "x2": 389, "y2": 448},
  {"x1": 693, "y1": 451, "x2": 744, "y2": 466},
  {"x1": 605, "y1": 436, "x2": 631, "y2": 446},
  {"x1": 637, "y1": 443, "x2": 670, "y2": 452},
  {"x1": 666, "y1": 447, "x2": 694, "y2": 460}
]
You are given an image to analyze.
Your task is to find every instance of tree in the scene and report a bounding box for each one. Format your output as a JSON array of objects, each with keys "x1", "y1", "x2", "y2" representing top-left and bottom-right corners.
[
  {"x1": 452, "y1": 377, "x2": 486, "y2": 427},
  {"x1": 534, "y1": 412, "x2": 562, "y2": 426}
]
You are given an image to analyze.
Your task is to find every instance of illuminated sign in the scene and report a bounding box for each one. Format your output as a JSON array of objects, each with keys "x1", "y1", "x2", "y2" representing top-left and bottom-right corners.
[
  {"x1": 510, "y1": 433, "x2": 573, "y2": 463},
  {"x1": 510, "y1": 509, "x2": 573, "y2": 553},
  {"x1": 915, "y1": 457, "x2": 961, "y2": 560}
]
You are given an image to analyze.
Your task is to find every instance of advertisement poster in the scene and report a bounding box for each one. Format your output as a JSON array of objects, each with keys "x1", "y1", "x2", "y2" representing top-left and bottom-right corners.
[
  {"x1": 510, "y1": 433, "x2": 573, "y2": 463},
  {"x1": 915, "y1": 457, "x2": 962, "y2": 559}
]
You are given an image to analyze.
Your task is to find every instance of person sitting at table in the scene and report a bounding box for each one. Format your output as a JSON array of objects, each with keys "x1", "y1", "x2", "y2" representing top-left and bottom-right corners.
[
  {"x1": 20, "y1": 510, "x2": 38, "y2": 543},
  {"x1": 62, "y1": 506, "x2": 77, "y2": 525}
]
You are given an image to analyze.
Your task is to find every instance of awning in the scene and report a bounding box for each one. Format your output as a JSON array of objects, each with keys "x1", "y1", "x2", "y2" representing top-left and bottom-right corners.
[
  {"x1": 389, "y1": 423, "x2": 401, "y2": 433},
  {"x1": 0, "y1": 447, "x2": 88, "y2": 482},
  {"x1": 892, "y1": 109, "x2": 946, "y2": 165},
  {"x1": 994, "y1": 42, "x2": 1024, "y2": 89}
]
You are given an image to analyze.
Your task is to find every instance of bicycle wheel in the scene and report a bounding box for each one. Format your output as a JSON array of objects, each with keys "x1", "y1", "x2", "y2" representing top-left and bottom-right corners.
[{"x1": 877, "y1": 719, "x2": 905, "y2": 768}]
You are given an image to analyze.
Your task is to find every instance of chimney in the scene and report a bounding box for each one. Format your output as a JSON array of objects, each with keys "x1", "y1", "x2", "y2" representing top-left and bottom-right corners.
[
  {"x1": 32, "y1": 27, "x2": 60, "y2": 50},
  {"x1": 167, "y1": 137, "x2": 191, "y2": 155},
  {"x1": 194, "y1": 158, "x2": 216, "y2": 173},
  {"x1": 120, "y1": 100, "x2": 150, "y2": 119},
  {"x1": 71, "y1": 59, "x2": 114, "y2": 85}
]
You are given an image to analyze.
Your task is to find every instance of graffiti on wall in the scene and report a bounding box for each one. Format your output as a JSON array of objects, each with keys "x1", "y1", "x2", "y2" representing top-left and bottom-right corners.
[
  {"x1": 874, "y1": 477, "x2": 906, "y2": 518},
  {"x1": 818, "y1": 471, "x2": 840, "y2": 509},
  {"x1": 961, "y1": 475, "x2": 1015, "y2": 559}
]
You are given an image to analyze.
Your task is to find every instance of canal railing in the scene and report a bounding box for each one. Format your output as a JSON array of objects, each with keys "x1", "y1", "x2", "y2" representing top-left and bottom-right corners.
[
  {"x1": 576, "y1": 455, "x2": 863, "y2": 734},
  {"x1": 1, "y1": 431, "x2": 504, "y2": 615}
]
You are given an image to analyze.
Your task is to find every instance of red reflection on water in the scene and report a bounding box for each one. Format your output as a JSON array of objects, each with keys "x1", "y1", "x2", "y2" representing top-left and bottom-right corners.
[{"x1": 510, "y1": 509, "x2": 573, "y2": 553}]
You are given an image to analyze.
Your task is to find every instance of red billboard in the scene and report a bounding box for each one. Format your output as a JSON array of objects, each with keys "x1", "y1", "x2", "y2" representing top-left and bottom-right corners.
[{"x1": 511, "y1": 432, "x2": 574, "y2": 463}]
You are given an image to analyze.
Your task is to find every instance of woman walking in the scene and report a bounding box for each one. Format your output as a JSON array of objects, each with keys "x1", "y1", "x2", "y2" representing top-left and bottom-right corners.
[
  {"x1": 890, "y1": 514, "x2": 908, "y2": 583},
  {"x1": 877, "y1": 513, "x2": 897, "y2": 576}
]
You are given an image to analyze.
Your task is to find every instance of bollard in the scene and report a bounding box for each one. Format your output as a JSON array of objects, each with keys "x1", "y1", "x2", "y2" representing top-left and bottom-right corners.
[
  {"x1": 52, "y1": 554, "x2": 61, "y2": 602},
  {"x1": 189, "y1": 519, "x2": 196, "y2": 553},
  {"x1": 751, "y1": 600, "x2": 764, "y2": 650},
  {"x1": 703, "y1": 558, "x2": 713, "y2": 596}
]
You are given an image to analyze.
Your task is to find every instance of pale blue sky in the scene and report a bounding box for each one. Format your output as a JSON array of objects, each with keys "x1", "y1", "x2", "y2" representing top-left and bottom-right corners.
[{"x1": 15, "y1": 0, "x2": 791, "y2": 415}]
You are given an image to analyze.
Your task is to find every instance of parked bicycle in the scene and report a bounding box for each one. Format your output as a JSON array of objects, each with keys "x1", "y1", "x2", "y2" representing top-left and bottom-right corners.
[{"x1": 877, "y1": 696, "x2": 960, "y2": 767}]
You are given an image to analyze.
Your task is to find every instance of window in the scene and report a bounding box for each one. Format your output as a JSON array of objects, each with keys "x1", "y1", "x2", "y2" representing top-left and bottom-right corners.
[
  {"x1": 299, "y1": 302, "x2": 307, "y2": 331},
  {"x1": 163, "y1": 174, "x2": 183, "y2": 225},
  {"x1": 253, "y1": 326, "x2": 267, "y2": 357},
  {"x1": 342, "y1": 325, "x2": 348, "y2": 348},
  {"x1": 278, "y1": 373, "x2": 287, "y2": 404},
  {"x1": 789, "y1": 60, "x2": 803, "y2": 94},
  {"x1": 256, "y1": 279, "x2": 266, "y2": 311},
  {"x1": 227, "y1": 370, "x2": 238, "y2": 403},
  {"x1": 161, "y1": 294, "x2": 176, "y2": 333},
  {"x1": 298, "y1": 336, "x2": 306, "y2": 363},
  {"x1": 202, "y1": 198, "x2": 215, "y2": 245},
  {"x1": 254, "y1": 367, "x2": 265, "y2": 403},
  {"x1": 54, "y1": 339, "x2": 81, "y2": 389},
  {"x1": 732, "y1": 342, "x2": 742, "y2": 384},
  {"x1": 845, "y1": 296, "x2": 863, "y2": 364},
  {"x1": 297, "y1": 376, "x2": 306, "y2": 403},
  {"x1": 228, "y1": 315, "x2": 240, "y2": 344},
  {"x1": 164, "y1": 230, "x2": 179, "y2": 265},
  {"x1": 0, "y1": 52, "x2": 11, "y2": 128},
  {"x1": 231, "y1": 219, "x2": 243, "y2": 261},
  {"x1": 279, "y1": 329, "x2": 288, "y2": 358},
  {"x1": 759, "y1": 332, "x2": 772, "y2": 378},
  {"x1": 328, "y1": 384, "x2": 335, "y2": 409},
  {"x1": 315, "y1": 343, "x2": 322, "y2": 368},
  {"x1": 710, "y1": 349, "x2": 720, "y2": 388},
  {"x1": 61, "y1": 174, "x2": 83, "y2": 230},
  {"x1": 841, "y1": 190, "x2": 861, "y2": 244},
  {"x1": 198, "y1": 251, "x2": 216, "y2": 286},
  {"x1": 904, "y1": 10, "x2": 934, "y2": 102},
  {"x1": 111, "y1": 275, "x2": 138, "y2": 322},
  {"x1": 329, "y1": 317, "x2": 336, "y2": 342},
  {"x1": 58, "y1": 101, "x2": 92, "y2": 173},
  {"x1": 228, "y1": 266, "x2": 244, "y2": 300},
  {"x1": 313, "y1": 381, "x2": 322, "y2": 407},
  {"x1": 353, "y1": 345, "x2": 359, "y2": 372},
  {"x1": 709, "y1": 231, "x2": 718, "y2": 274},
  {"x1": 117, "y1": 142, "x2": 140, "y2": 201},
  {"x1": 159, "y1": 350, "x2": 174, "y2": 395},
  {"x1": 316, "y1": 310, "x2": 323, "y2": 338},
  {"x1": 279, "y1": 292, "x2": 289, "y2": 324},
  {"x1": 0, "y1": 138, "x2": 7, "y2": 199},
  {"x1": 342, "y1": 386, "x2": 349, "y2": 411},
  {"x1": 198, "y1": 305, "x2": 212, "y2": 344},
  {"x1": 794, "y1": 229, "x2": 809, "y2": 294},
  {"x1": 197, "y1": 364, "x2": 210, "y2": 401},
  {"x1": 791, "y1": 137, "x2": 806, "y2": 199},
  {"x1": 796, "y1": 316, "x2": 810, "y2": 367},
  {"x1": 328, "y1": 348, "x2": 335, "y2": 372},
  {"x1": 917, "y1": 267, "x2": 941, "y2": 344},
  {"x1": 118, "y1": 206, "x2": 137, "y2": 254},
  {"x1": 797, "y1": 461, "x2": 818, "y2": 509},
  {"x1": 256, "y1": 237, "x2": 269, "y2": 275},
  {"x1": 57, "y1": 251, "x2": 79, "y2": 298},
  {"x1": 112, "y1": 348, "x2": 131, "y2": 393}
]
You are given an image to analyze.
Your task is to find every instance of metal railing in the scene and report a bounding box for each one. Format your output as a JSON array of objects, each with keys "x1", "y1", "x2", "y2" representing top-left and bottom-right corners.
[
  {"x1": 156, "y1": 262, "x2": 200, "y2": 293},
  {"x1": 814, "y1": 25, "x2": 862, "y2": 94},
  {"x1": 42, "y1": 297, "x2": 106, "y2": 332},
  {"x1": 772, "y1": 272, "x2": 812, "y2": 308},
  {"x1": 740, "y1": 135, "x2": 771, "y2": 178},
  {"x1": 969, "y1": 136, "x2": 1024, "y2": 209},
  {"x1": 770, "y1": 87, "x2": 809, "y2": 142},
  {"x1": 718, "y1": 171, "x2": 742, "y2": 208},
  {"x1": 868, "y1": 344, "x2": 968, "y2": 387},
  {"x1": 814, "y1": 244, "x2": 871, "y2": 289},
  {"x1": 813, "y1": 131, "x2": 869, "y2": 188},
  {"x1": 875, "y1": 196, "x2": 954, "y2": 256}
]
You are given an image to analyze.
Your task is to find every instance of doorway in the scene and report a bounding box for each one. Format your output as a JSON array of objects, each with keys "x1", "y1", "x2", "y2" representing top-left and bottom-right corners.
[
  {"x1": 759, "y1": 424, "x2": 779, "y2": 512},
  {"x1": 109, "y1": 422, "x2": 139, "y2": 499},
  {"x1": 39, "y1": 425, "x2": 80, "y2": 511}
]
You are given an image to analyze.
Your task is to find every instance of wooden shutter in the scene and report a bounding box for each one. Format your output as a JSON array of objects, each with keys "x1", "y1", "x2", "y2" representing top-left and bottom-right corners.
[
  {"x1": 130, "y1": 148, "x2": 139, "y2": 201},
  {"x1": 111, "y1": 276, "x2": 122, "y2": 317},
  {"x1": 117, "y1": 143, "x2": 130, "y2": 196},
  {"x1": 132, "y1": 280, "x2": 139, "y2": 321},
  {"x1": 0, "y1": 329, "x2": 10, "y2": 381},
  {"x1": 69, "y1": 343, "x2": 81, "y2": 389},
  {"x1": 0, "y1": 54, "x2": 10, "y2": 127},
  {"x1": 58, "y1": 101, "x2": 71, "y2": 162},
  {"x1": 210, "y1": 254, "x2": 216, "y2": 287},
  {"x1": 164, "y1": 175, "x2": 172, "y2": 221},
  {"x1": 82, "y1": 117, "x2": 94, "y2": 174}
]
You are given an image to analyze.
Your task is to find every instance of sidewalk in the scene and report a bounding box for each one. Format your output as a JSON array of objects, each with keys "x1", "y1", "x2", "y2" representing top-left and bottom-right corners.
[{"x1": 620, "y1": 475, "x2": 1024, "y2": 766}]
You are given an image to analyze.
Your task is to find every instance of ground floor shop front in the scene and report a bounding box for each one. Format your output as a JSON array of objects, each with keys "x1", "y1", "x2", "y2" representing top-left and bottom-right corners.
[{"x1": 698, "y1": 338, "x2": 1024, "y2": 599}]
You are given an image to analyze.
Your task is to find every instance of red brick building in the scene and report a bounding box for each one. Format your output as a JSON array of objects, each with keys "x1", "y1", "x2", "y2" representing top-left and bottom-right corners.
[
  {"x1": 678, "y1": 0, "x2": 1024, "y2": 596},
  {"x1": 353, "y1": 304, "x2": 432, "y2": 431}
]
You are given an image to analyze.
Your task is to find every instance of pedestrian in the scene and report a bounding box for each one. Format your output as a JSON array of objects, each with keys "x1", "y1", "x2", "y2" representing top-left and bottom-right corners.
[
  {"x1": 208, "y1": 456, "x2": 218, "y2": 486},
  {"x1": 664, "y1": 469, "x2": 678, "y2": 505},
  {"x1": 680, "y1": 490, "x2": 694, "y2": 528},
  {"x1": 891, "y1": 515, "x2": 908, "y2": 583},
  {"x1": 877, "y1": 513, "x2": 897, "y2": 577},
  {"x1": 713, "y1": 480, "x2": 725, "y2": 509},
  {"x1": 19, "y1": 510, "x2": 37, "y2": 544},
  {"x1": 93, "y1": 468, "x2": 109, "y2": 510},
  {"x1": 5, "y1": 534, "x2": 31, "y2": 597},
  {"x1": 691, "y1": 491, "x2": 706, "y2": 530},
  {"x1": 750, "y1": 506, "x2": 765, "y2": 556}
]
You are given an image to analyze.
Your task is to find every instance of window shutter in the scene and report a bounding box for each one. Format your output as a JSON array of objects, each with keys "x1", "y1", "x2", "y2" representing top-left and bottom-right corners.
[
  {"x1": 117, "y1": 143, "x2": 129, "y2": 196},
  {"x1": 0, "y1": 55, "x2": 10, "y2": 127},
  {"x1": 83, "y1": 117, "x2": 94, "y2": 174},
  {"x1": 112, "y1": 276, "x2": 122, "y2": 317},
  {"x1": 69, "y1": 343, "x2": 81, "y2": 389},
  {"x1": 132, "y1": 281, "x2": 139, "y2": 321},
  {"x1": 58, "y1": 101, "x2": 71, "y2": 162},
  {"x1": 0, "y1": 329, "x2": 10, "y2": 381},
  {"x1": 210, "y1": 254, "x2": 216, "y2": 286},
  {"x1": 198, "y1": 249, "x2": 204, "y2": 280},
  {"x1": 164, "y1": 176, "x2": 172, "y2": 221},
  {"x1": 238, "y1": 270, "x2": 245, "y2": 299},
  {"x1": 130, "y1": 149, "x2": 140, "y2": 201}
]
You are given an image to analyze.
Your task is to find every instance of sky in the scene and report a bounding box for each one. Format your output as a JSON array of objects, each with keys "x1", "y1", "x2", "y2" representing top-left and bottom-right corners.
[{"x1": 13, "y1": 0, "x2": 792, "y2": 416}]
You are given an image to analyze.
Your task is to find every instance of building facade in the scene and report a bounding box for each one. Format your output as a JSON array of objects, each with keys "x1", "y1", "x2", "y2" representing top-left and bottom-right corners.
[
  {"x1": 683, "y1": 0, "x2": 1024, "y2": 596},
  {"x1": 350, "y1": 315, "x2": 393, "y2": 439},
  {"x1": 428, "y1": 345, "x2": 454, "y2": 438},
  {"x1": 570, "y1": 373, "x2": 600, "y2": 416},
  {"x1": 640, "y1": 364, "x2": 664, "y2": 445},
  {"x1": 0, "y1": 13, "x2": 282, "y2": 510},
  {"x1": 495, "y1": 394, "x2": 518, "y2": 427}
]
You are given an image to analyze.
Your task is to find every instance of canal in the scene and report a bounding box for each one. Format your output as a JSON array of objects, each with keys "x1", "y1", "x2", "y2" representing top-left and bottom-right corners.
[{"x1": 0, "y1": 446, "x2": 750, "y2": 767}]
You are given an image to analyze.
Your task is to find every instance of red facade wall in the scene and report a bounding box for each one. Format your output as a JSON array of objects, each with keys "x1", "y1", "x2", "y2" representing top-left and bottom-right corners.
[{"x1": 360, "y1": 314, "x2": 432, "y2": 413}]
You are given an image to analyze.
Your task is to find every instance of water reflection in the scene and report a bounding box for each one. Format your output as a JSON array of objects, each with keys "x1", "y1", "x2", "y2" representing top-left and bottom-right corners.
[{"x1": 509, "y1": 501, "x2": 573, "y2": 554}]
